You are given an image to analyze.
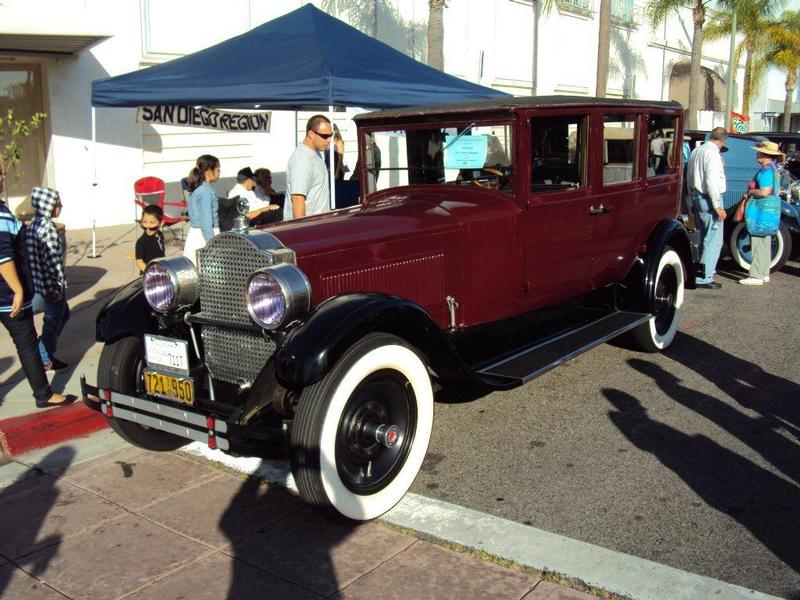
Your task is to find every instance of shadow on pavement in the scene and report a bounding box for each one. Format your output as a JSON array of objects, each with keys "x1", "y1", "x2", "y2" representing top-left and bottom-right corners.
[
  {"x1": 0, "y1": 357, "x2": 12, "y2": 378},
  {"x1": 220, "y1": 469, "x2": 354, "y2": 598},
  {"x1": 603, "y1": 385, "x2": 800, "y2": 588},
  {"x1": 0, "y1": 288, "x2": 118, "y2": 403},
  {"x1": 0, "y1": 447, "x2": 76, "y2": 596},
  {"x1": 628, "y1": 357, "x2": 800, "y2": 486},
  {"x1": 667, "y1": 332, "x2": 800, "y2": 441}
]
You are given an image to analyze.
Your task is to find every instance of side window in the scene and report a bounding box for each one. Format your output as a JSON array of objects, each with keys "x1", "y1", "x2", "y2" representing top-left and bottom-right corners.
[
  {"x1": 365, "y1": 124, "x2": 514, "y2": 195},
  {"x1": 648, "y1": 114, "x2": 678, "y2": 177},
  {"x1": 531, "y1": 115, "x2": 586, "y2": 193},
  {"x1": 603, "y1": 115, "x2": 638, "y2": 185}
]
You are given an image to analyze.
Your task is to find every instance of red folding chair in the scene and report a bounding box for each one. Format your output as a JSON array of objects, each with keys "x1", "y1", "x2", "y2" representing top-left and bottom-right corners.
[{"x1": 133, "y1": 176, "x2": 188, "y2": 242}]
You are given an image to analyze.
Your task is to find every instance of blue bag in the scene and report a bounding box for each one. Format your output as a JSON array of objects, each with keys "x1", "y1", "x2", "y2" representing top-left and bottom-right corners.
[{"x1": 745, "y1": 166, "x2": 781, "y2": 237}]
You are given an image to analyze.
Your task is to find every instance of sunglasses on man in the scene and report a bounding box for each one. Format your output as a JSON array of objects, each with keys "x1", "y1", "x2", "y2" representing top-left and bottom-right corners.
[{"x1": 313, "y1": 130, "x2": 333, "y2": 140}]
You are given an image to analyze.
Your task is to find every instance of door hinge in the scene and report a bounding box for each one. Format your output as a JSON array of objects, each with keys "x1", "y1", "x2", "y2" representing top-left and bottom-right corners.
[{"x1": 446, "y1": 295, "x2": 459, "y2": 329}]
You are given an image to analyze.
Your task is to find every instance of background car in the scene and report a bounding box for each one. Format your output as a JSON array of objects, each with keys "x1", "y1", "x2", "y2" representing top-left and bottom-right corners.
[{"x1": 685, "y1": 130, "x2": 800, "y2": 272}]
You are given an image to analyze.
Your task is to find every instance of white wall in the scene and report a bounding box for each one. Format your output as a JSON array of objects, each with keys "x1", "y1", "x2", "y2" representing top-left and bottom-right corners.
[{"x1": 3, "y1": 0, "x2": 787, "y2": 229}]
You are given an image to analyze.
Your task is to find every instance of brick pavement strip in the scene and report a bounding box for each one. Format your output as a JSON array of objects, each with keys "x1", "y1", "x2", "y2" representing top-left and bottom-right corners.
[{"x1": 0, "y1": 445, "x2": 599, "y2": 600}]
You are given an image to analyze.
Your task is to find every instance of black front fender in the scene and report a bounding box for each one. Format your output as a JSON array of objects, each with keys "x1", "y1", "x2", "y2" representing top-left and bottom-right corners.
[
  {"x1": 274, "y1": 293, "x2": 473, "y2": 389},
  {"x1": 96, "y1": 278, "x2": 159, "y2": 343}
]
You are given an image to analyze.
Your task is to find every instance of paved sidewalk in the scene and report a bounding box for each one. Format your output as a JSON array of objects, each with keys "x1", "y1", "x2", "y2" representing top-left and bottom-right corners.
[{"x1": 0, "y1": 436, "x2": 596, "y2": 600}]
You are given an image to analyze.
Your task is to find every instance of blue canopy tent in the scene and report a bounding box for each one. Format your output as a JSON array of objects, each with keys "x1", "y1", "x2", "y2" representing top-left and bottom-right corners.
[
  {"x1": 87, "y1": 5, "x2": 509, "y2": 255},
  {"x1": 91, "y1": 4, "x2": 509, "y2": 109}
]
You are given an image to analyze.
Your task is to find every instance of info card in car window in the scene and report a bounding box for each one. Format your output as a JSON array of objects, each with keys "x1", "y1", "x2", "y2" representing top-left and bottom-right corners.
[{"x1": 444, "y1": 135, "x2": 488, "y2": 169}]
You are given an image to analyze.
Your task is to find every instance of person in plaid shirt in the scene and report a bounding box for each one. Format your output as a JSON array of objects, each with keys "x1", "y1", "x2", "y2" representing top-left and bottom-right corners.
[
  {"x1": 27, "y1": 187, "x2": 70, "y2": 371},
  {"x1": 0, "y1": 165, "x2": 74, "y2": 407}
]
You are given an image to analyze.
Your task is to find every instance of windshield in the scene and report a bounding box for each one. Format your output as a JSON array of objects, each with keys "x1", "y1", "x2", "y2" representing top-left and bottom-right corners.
[{"x1": 362, "y1": 123, "x2": 514, "y2": 195}]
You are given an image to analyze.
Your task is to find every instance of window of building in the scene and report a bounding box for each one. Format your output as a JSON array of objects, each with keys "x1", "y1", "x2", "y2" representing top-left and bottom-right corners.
[
  {"x1": 603, "y1": 115, "x2": 638, "y2": 185},
  {"x1": 0, "y1": 64, "x2": 46, "y2": 214},
  {"x1": 531, "y1": 114, "x2": 587, "y2": 193},
  {"x1": 365, "y1": 123, "x2": 514, "y2": 195}
]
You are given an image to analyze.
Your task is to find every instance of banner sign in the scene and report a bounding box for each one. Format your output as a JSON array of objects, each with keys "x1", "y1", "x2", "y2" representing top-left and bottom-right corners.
[
  {"x1": 730, "y1": 111, "x2": 750, "y2": 134},
  {"x1": 136, "y1": 105, "x2": 271, "y2": 132}
]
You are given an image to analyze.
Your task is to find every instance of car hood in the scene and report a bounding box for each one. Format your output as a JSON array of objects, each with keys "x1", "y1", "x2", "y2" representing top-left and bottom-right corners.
[{"x1": 266, "y1": 192, "x2": 461, "y2": 259}]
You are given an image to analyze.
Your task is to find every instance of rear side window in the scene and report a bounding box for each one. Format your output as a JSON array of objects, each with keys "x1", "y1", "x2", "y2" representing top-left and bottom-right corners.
[
  {"x1": 648, "y1": 114, "x2": 679, "y2": 177},
  {"x1": 531, "y1": 115, "x2": 587, "y2": 193},
  {"x1": 603, "y1": 114, "x2": 638, "y2": 185}
]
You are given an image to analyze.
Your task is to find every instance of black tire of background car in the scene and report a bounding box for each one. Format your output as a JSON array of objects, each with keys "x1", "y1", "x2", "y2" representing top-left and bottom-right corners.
[
  {"x1": 629, "y1": 247, "x2": 685, "y2": 353},
  {"x1": 289, "y1": 332, "x2": 433, "y2": 522},
  {"x1": 728, "y1": 221, "x2": 792, "y2": 273},
  {"x1": 97, "y1": 336, "x2": 186, "y2": 451}
]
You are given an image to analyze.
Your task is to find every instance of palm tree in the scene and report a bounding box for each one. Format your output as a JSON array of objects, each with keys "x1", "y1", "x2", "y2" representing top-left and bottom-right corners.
[
  {"x1": 596, "y1": 0, "x2": 612, "y2": 96},
  {"x1": 427, "y1": 0, "x2": 446, "y2": 70},
  {"x1": 704, "y1": 0, "x2": 784, "y2": 118},
  {"x1": 765, "y1": 10, "x2": 800, "y2": 131},
  {"x1": 646, "y1": 0, "x2": 729, "y2": 130}
]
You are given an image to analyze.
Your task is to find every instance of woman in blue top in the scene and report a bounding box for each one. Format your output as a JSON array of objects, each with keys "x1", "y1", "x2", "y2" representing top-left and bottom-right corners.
[
  {"x1": 183, "y1": 154, "x2": 220, "y2": 266},
  {"x1": 739, "y1": 140, "x2": 784, "y2": 286}
]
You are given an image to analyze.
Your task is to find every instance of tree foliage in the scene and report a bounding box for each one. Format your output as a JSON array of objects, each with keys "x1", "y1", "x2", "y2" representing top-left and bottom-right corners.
[
  {"x1": 704, "y1": 0, "x2": 784, "y2": 116},
  {"x1": 765, "y1": 10, "x2": 800, "y2": 131},
  {"x1": 0, "y1": 109, "x2": 47, "y2": 195}
]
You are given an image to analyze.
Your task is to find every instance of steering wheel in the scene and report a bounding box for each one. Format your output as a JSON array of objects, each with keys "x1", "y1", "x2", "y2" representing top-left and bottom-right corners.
[{"x1": 470, "y1": 167, "x2": 506, "y2": 190}]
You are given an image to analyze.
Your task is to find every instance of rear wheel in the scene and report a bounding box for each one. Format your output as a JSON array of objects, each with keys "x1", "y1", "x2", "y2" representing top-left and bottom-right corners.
[
  {"x1": 289, "y1": 332, "x2": 433, "y2": 521},
  {"x1": 729, "y1": 221, "x2": 791, "y2": 272},
  {"x1": 97, "y1": 336, "x2": 186, "y2": 451},
  {"x1": 630, "y1": 247, "x2": 685, "y2": 352}
]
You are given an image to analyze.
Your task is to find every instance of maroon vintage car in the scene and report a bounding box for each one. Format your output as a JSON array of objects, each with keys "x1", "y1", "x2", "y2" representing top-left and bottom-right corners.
[{"x1": 83, "y1": 96, "x2": 698, "y2": 521}]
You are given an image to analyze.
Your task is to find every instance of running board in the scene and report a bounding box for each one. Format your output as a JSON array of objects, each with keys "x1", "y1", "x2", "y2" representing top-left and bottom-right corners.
[{"x1": 475, "y1": 311, "x2": 650, "y2": 387}]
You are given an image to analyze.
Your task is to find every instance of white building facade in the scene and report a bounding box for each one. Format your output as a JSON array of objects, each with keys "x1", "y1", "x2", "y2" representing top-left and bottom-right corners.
[{"x1": 0, "y1": 0, "x2": 787, "y2": 230}]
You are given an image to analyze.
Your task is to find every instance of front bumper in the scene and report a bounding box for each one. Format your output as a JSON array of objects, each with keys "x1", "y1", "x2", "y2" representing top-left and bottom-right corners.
[{"x1": 81, "y1": 376, "x2": 231, "y2": 451}]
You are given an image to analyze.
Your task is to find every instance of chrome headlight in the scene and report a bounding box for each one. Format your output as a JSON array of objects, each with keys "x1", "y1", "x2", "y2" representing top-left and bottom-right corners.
[
  {"x1": 143, "y1": 256, "x2": 200, "y2": 313},
  {"x1": 246, "y1": 263, "x2": 311, "y2": 329}
]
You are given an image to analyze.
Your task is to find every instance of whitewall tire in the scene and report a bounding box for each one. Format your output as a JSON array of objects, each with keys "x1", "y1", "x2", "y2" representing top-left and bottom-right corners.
[
  {"x1": 631, "y1": 248, "x2": 684, "y2": 352},
  {"x1": 290, "y1": 333, "x2": 433, "y2": 521}
]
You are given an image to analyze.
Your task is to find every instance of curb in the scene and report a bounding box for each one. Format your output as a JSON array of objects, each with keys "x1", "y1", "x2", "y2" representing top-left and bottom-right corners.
[{"x1": 0, "y1": 403, "x2": 108, "y2": 457}]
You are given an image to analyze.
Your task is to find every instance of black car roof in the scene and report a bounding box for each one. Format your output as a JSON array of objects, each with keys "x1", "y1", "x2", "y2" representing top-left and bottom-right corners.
[{"x1": 355, "y1": 95, "x2": 683, "y2": 122}]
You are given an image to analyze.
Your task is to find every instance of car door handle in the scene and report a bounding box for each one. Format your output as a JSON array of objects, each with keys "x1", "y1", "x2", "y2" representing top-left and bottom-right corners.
[
  {"x1": 602, "y1": 205, "x2": 613, "y2": 213},
  {"x1": 589, "y1": 205, "x2": 605, "y2": 215}
]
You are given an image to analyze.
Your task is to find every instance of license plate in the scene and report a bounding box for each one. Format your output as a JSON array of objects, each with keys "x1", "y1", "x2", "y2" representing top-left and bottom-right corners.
[
  {"x1": 145, "y1": 334, "x2": 190, "y2": 373},
  {"x1": 144, "y1": 369, "x2": 195, "y2": 405}
]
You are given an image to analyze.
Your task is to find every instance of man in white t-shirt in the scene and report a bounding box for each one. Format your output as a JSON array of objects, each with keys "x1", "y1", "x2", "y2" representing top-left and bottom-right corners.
[
  {"x1": 685, "y1": 127, "x2": 728, "y2": 289},
  {"x1": 228, "y1": 167, "x2": 278, "y2": 226},
  {"x1": 284, "y1": 115, "x2": 331, "y2": 221}
]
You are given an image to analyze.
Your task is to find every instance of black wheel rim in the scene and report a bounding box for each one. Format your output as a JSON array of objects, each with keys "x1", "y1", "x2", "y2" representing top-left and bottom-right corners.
[
  {"x1": 653, "y1": 264, "x2": 677, "y2": 336},
  {"x1": 335, "y1": 369, "x2": 417, "y2": 495}
]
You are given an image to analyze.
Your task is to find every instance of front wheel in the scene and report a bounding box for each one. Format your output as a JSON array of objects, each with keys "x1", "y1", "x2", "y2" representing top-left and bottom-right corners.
[
  {"x1": 629, "y1": 247, "x2": 685, "y2": 353},
  {"x1": 729, "y1": 221, "x2": 792, "y2": 273},
  {"x1": 289, "y1": 332, "x2": 433, "y2": 521},
  {"x1": 97, "y1": 336, "x2": 186, "y2": 452}
]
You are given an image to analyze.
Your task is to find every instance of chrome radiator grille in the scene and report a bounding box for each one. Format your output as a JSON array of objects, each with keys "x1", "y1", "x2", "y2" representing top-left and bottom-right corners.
[
  {"x1": 200, "y1": 325, "x2": 276, "y2": 385},
  {"x1": 197, "y1": 232, "x2": 277, "y2": 385}
]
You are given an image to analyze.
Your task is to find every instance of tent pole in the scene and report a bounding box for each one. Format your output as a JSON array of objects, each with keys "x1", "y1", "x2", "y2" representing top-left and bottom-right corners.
[
  {"x1": 329, "y1": 105, "x2": 336, "y2": 211},
  {"x1": 89, "y1": 107, "x2": 101, "y2": 259}
]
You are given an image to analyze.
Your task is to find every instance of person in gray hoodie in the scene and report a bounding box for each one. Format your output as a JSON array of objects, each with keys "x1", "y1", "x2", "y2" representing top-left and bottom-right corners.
[{"x1": 27, "y1": 187, "x2": 70, "y2": 371}]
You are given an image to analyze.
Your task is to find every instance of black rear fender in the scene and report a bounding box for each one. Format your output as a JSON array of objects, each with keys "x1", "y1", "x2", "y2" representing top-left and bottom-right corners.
[{"x1": 619, "y1": 219, "x2": 695, "y2": 313}]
